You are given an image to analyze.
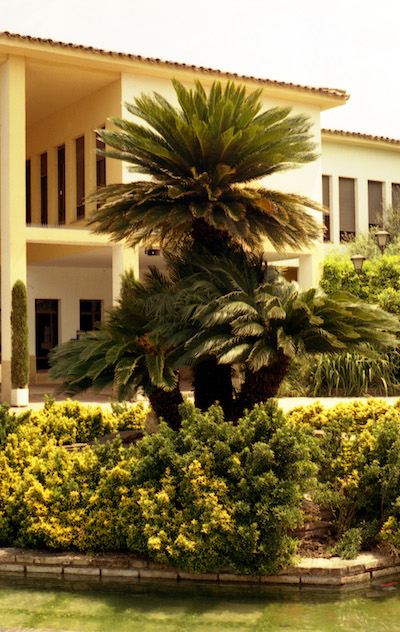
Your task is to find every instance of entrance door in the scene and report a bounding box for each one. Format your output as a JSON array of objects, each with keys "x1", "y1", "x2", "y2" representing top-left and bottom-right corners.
[{"x1": 35, "y1": 299, "x2": 59, "y2": 370}]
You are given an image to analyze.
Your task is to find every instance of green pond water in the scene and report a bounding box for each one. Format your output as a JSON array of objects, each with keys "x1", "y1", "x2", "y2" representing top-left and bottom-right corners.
[{"x1": 0, "y1": 574, "x2": 400, "y2": 632}]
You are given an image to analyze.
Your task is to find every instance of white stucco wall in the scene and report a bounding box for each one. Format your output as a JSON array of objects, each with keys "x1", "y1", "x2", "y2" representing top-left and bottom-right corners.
[
  {"x1": 321, "y1": 137, "x2": 400, "y2": 243},
  {"x1": 27, "y1": 265, "x2": 113, "y2": 354}
]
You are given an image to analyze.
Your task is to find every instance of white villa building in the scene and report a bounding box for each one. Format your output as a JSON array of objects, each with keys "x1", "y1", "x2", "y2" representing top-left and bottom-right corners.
[
  {"x1": 321, "y1": 129, "x2": 400, "y2": 243},
  {"x1": 0, "y1": 31, "x2": 398, "y2": 402}
]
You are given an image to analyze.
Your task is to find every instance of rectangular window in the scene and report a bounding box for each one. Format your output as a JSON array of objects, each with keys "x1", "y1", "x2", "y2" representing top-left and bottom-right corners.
[
  {"x1": 40, "y1": 152, "x2": 48, "y2": 225},
  {"x1": 368, "y1": 180, "x2": 383, "y2": 227},
  {"x1": 392, "y1": 183, "x2": 400, "y2": 209},
  {"x1": 80, "y1": 300, "x2": 101, "y2": 332},
  {"x1": 322, "y1": 175, "x2": 331, "y2": 242},
  {"x1": 35, "y1": 299, "x2": 59, "y2": 370},
  {"x1": 58, "y1": 145, "x2": 65, "y2": 224},
  {"x1": 339, "y1": 177, "x2": 356, "y2": 240},
  {"x1": 26, "y1": 160, "x2": 31, "y2": 224},
  {"x1": 96, "y1": 129, "x2": 106, "y2": 187},
  {"x1": 76, "y1": 136, "x2": 85, "y2": 219}
]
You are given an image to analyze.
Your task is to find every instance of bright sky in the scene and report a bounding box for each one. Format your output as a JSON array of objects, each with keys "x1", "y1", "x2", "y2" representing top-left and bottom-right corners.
[{"x1": 2, "y1": 0, "x2": 400, "y2": 138}]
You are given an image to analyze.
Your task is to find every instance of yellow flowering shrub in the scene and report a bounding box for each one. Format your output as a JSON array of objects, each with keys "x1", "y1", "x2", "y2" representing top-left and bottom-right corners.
[
  {"x1": 130, "y1": 461, "x2": 235, "y2": 572},
  {"x1": 315, "y1": 412, "x2": 400, "y2": 544},
  {"x1": 0, "y1": 399, "x2": 315, "y2": 575},
  {"x1": 0, "y1": 398, "x2": 146, "y2": 449},
  {"x1": 287, "y1": 402, "x2": 330, "y2": 428},
  {"x1": 288, "y1": 398, "x2": 394, "y2": 431}
]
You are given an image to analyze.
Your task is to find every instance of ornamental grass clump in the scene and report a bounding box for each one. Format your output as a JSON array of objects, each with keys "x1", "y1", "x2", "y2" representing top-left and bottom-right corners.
[{"x1": 0, "y1": 399, "x2": 315, "y2": 575}]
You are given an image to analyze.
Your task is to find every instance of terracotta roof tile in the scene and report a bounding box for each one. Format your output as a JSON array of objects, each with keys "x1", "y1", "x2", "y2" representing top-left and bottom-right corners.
[
  {"x1": 0, "y1": 31, "x2": 349, "y2": 100},
  {"x1": 322, "y1": 128, "x2": 400, "y2": 145}
]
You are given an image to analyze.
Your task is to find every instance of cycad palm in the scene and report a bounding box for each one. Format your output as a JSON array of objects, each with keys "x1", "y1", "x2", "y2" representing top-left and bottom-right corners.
[
  {"x1": 186, "y1": 254, "x2": 400, "y2": 416},
  {"x1": 92, "y1": 80, "x2": 322, "y2": 252},
  {"x1": 49, "y1": 270, "x2": 183, "y2": 429}
]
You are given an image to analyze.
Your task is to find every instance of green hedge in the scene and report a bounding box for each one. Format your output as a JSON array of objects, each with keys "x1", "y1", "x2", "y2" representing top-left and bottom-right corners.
[
  {"x1": 290, "y1": 399, "x2": 400, "y2": 554},
  {"x1": 0, "y1": 399, "x2": 314, "y2": 575},
  {"x1": 321, "y1": 251, "x2": 400, "y2": 313},
  {"x1": 0, "y1": 397, "x2": 146, "y2": 449},
  {"x1": 4, "y1": 397, "x2": 400, "y2": 566}
]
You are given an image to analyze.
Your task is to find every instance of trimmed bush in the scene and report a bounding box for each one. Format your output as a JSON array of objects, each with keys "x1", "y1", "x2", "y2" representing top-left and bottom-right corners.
[
  {"x1": 0, "y1": 400, "x2": 315, "y2": 575},
  {"x1": 0, "y1": 398, "x2": 146, "y2": 448},
  {"x1": 321, "y1": 251, "x2": 400, "y2": 316},
  {"x1": 331, "y1": 527, "x2": 363, "y2": 559},
  {"x1": 310, "y1": 406, "x2": 400, "y2": 538},
  {"x1": 11, "y1": 280, "x2": 29, "y2": 389},
  {"x1": 288, "y1": 398, "x2": 393, "y2": 431}
]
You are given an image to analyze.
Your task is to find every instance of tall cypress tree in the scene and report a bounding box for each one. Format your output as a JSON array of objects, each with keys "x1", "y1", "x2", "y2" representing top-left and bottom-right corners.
[{"x1": 11, "y1": 280, "x2": 29, "y2": 389}]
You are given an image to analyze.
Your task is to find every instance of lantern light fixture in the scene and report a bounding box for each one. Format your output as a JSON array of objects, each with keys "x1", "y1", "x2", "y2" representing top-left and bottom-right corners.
[
  {"x1": 350, "y1": 252, "x2": 366, "y2": 275},
  {"x1": 374, "y1": 230, "x2": 390, "y2": 254}
]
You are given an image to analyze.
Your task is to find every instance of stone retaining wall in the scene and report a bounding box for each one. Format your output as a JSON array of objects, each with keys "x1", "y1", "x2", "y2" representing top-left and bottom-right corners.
[{"x1": 1, "y1": 548, "x2": 399, "y2": 587}]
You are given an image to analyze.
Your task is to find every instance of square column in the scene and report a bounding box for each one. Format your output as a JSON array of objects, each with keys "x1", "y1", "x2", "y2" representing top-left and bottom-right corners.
[
  {"x1": 298, "y1": 247, "x2": 323, "y2": 290},
  {"x1": 112, "y1": 244, "x2": 139, "y2": 304},
  {"x1": 0, "y1": 56, "x2": 27, "y2": 403}
]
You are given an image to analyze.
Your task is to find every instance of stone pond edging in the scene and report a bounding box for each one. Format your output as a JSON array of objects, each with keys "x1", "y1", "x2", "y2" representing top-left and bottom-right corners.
[{"x1": 0, "y1": 548, "x2": 399, "y2": 587}]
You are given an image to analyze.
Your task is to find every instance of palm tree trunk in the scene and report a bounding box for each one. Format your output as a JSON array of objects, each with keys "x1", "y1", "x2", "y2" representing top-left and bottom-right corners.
[
  {"x1": 192, "y1": 357, "x2": 233, "y2": 419},
  {"x1": 234, "y1": 353, "x2": 290, "y2": 419},
  {"x1": 190, "y1": 219, "x2": 234, "y2": 419},
  {"x1": 149, "y1": 386, "x2": 183, "y2": 431},
  {"x1": 191, "y1": 218, "x2": 229, "y2": 254}
]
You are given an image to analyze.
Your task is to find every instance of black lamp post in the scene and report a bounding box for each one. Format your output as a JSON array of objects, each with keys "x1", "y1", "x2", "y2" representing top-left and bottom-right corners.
[
  {"x1": 350, "y1": 230, "x2": 391, "y2": 274},
  {"x1": 374, "y1": 230, "x2": 390, "y2": 254},
  {"x1": 350, "y1": 253, "x2": 366, "y2": 275}
]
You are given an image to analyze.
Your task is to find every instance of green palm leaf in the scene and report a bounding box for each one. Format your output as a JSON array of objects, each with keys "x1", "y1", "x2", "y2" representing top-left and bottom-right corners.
[{"x1": 91, "y1": 79, "x2": 322, "y2": 252}]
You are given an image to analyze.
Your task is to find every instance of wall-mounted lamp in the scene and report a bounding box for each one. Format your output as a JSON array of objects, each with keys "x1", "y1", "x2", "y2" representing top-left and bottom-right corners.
[{"x1": 145, "y1": 248, "x2": 161, "y2": 256}]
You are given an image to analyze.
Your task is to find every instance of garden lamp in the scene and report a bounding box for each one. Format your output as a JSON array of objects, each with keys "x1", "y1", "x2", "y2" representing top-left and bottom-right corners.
[
  {"x1": 374, "y1": 230, "x2": 390, "y2": 254},
  {"x1": 351, "y1": 253, "x2": 366, "y2": 275}
]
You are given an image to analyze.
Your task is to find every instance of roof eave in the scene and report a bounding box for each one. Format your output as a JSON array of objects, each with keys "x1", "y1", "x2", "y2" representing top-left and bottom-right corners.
[
  {"x1": 322, "y1": 129, "x2": 400, "y2": 151},
  {"x1": 0, "y1": 31, "x2": 349, "y2": 110}
]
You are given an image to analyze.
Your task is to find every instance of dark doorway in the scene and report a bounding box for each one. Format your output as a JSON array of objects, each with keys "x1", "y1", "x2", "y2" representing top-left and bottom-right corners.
[{"x1": 35, "y1": 299, "x2": 59, "y2": 370}]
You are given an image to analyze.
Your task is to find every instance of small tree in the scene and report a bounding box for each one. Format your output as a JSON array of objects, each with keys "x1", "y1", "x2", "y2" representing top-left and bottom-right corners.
[{"x1": 11, "y1": 280, "x2": 29, "y2": 389}]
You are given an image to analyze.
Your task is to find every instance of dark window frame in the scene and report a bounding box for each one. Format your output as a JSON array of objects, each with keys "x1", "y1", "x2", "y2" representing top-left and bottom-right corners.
[
  {"x1": 79, "y1": 299, "x2": 102, "y2": 332},
  {"x1": 339, "y1": 176, "x2": 356, "y2": 241},
  {"x1": 26, "y1": 159, "x2": 31, "y2": 224},
  {"x1": 96, "y1": 128, "x2": 106, "y2": 191},
  {"x1": 58, "y1": 145, "x2": 66, "y2": 224},
  {"x1": 392, "y1": 183, "x2": 400, "y2": 209},
  {"x1": 35, "y1": 298, "x2": 59, "y2": 370},
  {"x1": 40, "y1": 152, "x2": 48, "y2": 225},
  {"x1": 76, "y1": 136, "x2": 85, "y2": 220},
  {"x1": 322, "y1": 174, "x2": 331, "y2": 242},
  {"x1": 368, "y1": 180, "x2": 383, "y2": 228}
]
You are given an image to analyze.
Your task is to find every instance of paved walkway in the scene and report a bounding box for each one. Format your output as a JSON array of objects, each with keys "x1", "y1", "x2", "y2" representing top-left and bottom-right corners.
[
  {"x1": 277, "y1": 395, "x2": 400, "y2": 412},
  {"x1": 3, "y1": 383, "x2": 400, "y2": 414},
  {"x1": 0, "y1": 629, "x2": 70, "y2": 632}
]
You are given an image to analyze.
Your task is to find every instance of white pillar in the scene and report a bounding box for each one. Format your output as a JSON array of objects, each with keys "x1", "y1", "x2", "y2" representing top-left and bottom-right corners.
[
  {"x1": 0, "y1": 56, "x2": 27, "y2": 403},
  {"x1": 112, "y1": 244, "x2": 139, "y2": 304},
  {"x1": 298, "y1": 247, "x2": 323, "y2": 290}
]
